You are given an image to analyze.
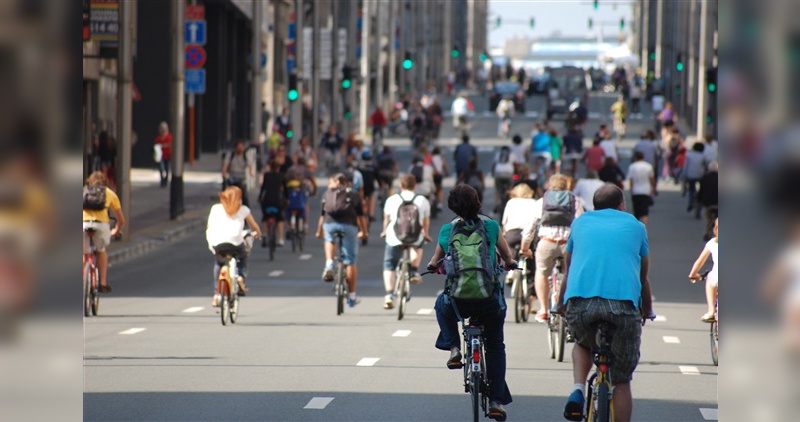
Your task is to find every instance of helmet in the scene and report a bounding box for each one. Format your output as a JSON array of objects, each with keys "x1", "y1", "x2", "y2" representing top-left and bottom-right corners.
[{"x1": 361, "y1": 150, "x2": 373, "y2": 160}]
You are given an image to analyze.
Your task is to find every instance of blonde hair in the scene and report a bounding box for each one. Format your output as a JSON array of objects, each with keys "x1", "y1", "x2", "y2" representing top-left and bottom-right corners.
[
  {"x1": 219, "y1": 186, "x2": 242, "y2": 216},
  {"x1": 159, "y1": 121, "x2": 169, "y2": 133},
  {"x1": 86, "y1": 171, "x2": 108, "y2": 187},
  {"x1": 509, "y1": 183, "x2": 533, "y2": 199},
  {"x1": 547, "y1": 174, "x2": 570, "y2": 191}
]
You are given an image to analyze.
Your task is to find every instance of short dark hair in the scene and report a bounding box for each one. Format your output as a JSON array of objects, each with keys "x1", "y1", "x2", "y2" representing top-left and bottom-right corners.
[
  {"x1": 692, "y1": 142, "x2": 705, "y2": 152},
  {"x1": 462, "y1": 134, "x2": 470, "y2": 143},
  {"x1": 593, "y1": 184, "x2": 624, "y2": 210},
  {"x1": 448, "y1": 184, "x2": 481, "y2": 220},
  {"x1": 633, "y1": 151, "x2": 644, "y2": 161}
]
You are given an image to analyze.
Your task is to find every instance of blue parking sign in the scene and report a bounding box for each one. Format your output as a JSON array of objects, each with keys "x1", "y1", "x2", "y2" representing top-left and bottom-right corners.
[
  {"x1": 185, "y1": 20, "x2": 206, "y2": 45},
  {"x1": 185, "y1": 69, "x2": 206, "y2": 94}
]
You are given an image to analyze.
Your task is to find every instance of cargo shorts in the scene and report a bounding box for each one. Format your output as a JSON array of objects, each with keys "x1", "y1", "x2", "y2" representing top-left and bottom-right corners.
[{"x1": 565, "y1": 297, "x2": 642, "y2": 383}]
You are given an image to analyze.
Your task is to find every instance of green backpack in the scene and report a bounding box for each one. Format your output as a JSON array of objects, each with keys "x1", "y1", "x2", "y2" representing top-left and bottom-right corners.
[{"x1": 443, "y1": 216, "x2": 497, "y2": 300}]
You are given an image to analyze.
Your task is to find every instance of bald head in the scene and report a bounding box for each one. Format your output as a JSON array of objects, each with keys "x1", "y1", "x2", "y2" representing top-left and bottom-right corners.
[{"x1": 593, "y1": 184, "x2": 625, "y2": 211}]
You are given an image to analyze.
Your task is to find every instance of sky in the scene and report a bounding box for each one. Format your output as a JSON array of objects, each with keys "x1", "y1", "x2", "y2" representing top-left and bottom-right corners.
[{"x1": 488, "y1": 0, "x2": 635, "y2": 48}]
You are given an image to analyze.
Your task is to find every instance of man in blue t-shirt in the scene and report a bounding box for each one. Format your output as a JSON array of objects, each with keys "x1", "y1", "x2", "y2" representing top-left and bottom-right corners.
[
  {"x1": 530, "y1": 123, "x2": 552, "y2": 176},
  {"x1": 555, "y1": 184, "x2": 654, "y2": 422}
]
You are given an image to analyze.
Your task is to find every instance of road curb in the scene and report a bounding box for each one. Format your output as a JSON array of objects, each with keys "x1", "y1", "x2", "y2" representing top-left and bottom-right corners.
[{"x1": 108, "y1": 217, "x2": 206, "y2": 265}]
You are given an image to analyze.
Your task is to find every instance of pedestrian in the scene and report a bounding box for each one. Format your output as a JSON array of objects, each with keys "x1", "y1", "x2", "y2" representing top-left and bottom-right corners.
[
  {"x1": 599, "y1": 136, "x2": 619, "y2": 165},
  {"x1": 275, "y1": 107, "x2": 291, "y2": 136},
  {"x1": 454, "y1": 134, "x2": 477, "y2": 179},
  {"x1": 496, "y1": 95, "x2": 515, "y2": 138},
  {"x1": 630, "y1": 79, "x2": 642, "y2": 117},
  {"x1": 599, "y1": 157, "x2": 626, "y2": 189},
  {"x1": 549, "y1": 128, "x2": 564, "y2": 175},
  {"x1": 509, "y1": 134, "x2": 529, "y2": 168},
  {"x1": 562, "y1": 127, "x2": 583, "y2": 177},
  {"x1": 459, "y1": 158, "x2": 485, "y2": 204},
  {"x1": 651, "y1": 93, "x2": 665, "y2": 133},
  {"x1": 703, "y1": 134, "x2": 718, "y2": 164},
  {"x1": 431, "y1": 147, "x2": 449, "y2": 210},
  {"x1": 632, "y1": 131, "x2": 660, "y2": 172},
  {"x1": 682, "y1": 142, "x2": 707, "y2": 216},
  {"x1": 222, "y1": 140, "x2": 255, "y2": 208},
  {"x1": 697, "y1": 161, "x2": 719, "y2": 241},
  {"x1": 688, "y1": 218, "x2": 718, "y2": 322},
  {"x1": 319, "y1": 124, "x2": 344, "y2": 172},
  {"x1": 582, "y1": 139, "x2": 606, "y2": 174},
  {"x1": 627, "y1": 151, "x2": 657, "y2": 225},
  {"x1": 572, "y1": 170, "x2": 605, "y2": 212},
  {"x1": 610, "y1": 96, "x2": 629, "y2": 139},
  {"x1": 451, "y1": 91, "x2": 470, "y2": 136},
  {"x1": 427, "y1": 184, "x2": 517, "y2": 421},
  {"x1": 556, "y1": 184, "x2": 653, "y2": 422},
  {"x1": 154, "y1": 122, "x2": 172, "y2": 188}
]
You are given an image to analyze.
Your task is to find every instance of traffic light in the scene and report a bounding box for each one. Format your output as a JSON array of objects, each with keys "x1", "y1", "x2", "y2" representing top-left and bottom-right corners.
[
  {"x1": 341, "y1": 65, "x2": 352, "y2": 89},
  {"x1": 675, "y1": 83, "x2": 682, "y2": 95},
  {"x1": 402, "y1": 51, "x2": 413, "y2": 70},
  {"x1": 588, "y1": 18, "x2": 593, "y2": 29},
  {"x1": 706, "y1": 109, "x2": 714, "y2": 124},
  {"x1": 593, "y1": 0, "x2": 599, "y2": 10},
  {"x1": 343, "y1": 104, "x2": 352, "y2": 120},
  {"x1": 496, "y1": 17, "x2": 501, "y2": 28},
  {"x1": 480, "y1": 51, "x2": 488, "y2": 62},
  {"x1": 706, "y1": 67, "x2": 717, "y2": 93},
  {"x1": 287, "y1": 74, "x2": 299, "y2": 102},
  {"x1": 649, "y1": 51, "x2": 656, "y2": 61},
  {"x1": 676, "y1": 54, "x2": 685, "y2": 72},
  {"x1": 451, "y1": 45, "x2": 460, "y2": 59},
  {"x1": 530, "y1": 17, "x2": 535, "y2": 29},
  {"x1": 286, "y1": 130, "x2": 294, "y2": 139},
  {"x1": 620, "y1": 18, "x2": 625, "y2": 30}
]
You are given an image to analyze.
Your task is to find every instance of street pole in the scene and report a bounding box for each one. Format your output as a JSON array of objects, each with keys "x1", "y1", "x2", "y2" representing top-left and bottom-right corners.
[
  {"x1": 358, "y1": 0, "x2": 371, "y2": 138},
  {"x1": 640, "y1": 0, "x2": 649, "y2": 80},
  {"x1": 312, "y1": 0, "x2": 321, "y2": 142},
  {"x1": 252, "y1": 0, "x2": 262, "y2": 151},
  {"x1": 116, "y1": 0, "x2": 134, "y2": 237},
  {"x1": 292, "y1": 0, "x2": 304, "y2": 154},
  {"x1": 375, "y1": 0, "x2": 384, "y2": 113},
  {"x1": 466, "y1": 0, "x2": 475, "y2": 88},
  {"x1": 695, "y1": 0, "x2": 708, "y2": 139},
  {"x1": 654, "y1": 0, "x2": 663, "y2": 80},
  {"x1": 443, "y1": 0, "x2": 451, "y2": 91},
  {"x1": 387, "y1": 0, "x2": 396, "y2": 109},
  {"x1": 170, "y1": 0, "x2": 186, "y2": 220}
]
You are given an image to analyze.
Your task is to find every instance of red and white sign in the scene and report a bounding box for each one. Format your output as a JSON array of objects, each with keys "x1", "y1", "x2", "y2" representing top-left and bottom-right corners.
[
  {"x1": 185, "y1": 45, "x2": 207, "y2": 69},
  {"x1": 186, "y1": 5, "x2": 205, "y2": 21}
]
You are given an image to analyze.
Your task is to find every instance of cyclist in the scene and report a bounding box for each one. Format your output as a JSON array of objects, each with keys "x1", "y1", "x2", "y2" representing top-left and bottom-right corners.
[
  {"x1": 610, "y1": 95, "x2": 629, "y2": 140},
  {"x1": 222, "y1": 140, "x2": 255, "y2": 208},
  {"x1": 520, "y1": 174, "x2": 583, "y2": 323},
  {"x1": 554, "y1": 184, "x2": 653, "y2": 422},
  {"x1": 257, "y1": 159, "x2": 287, "y2": 246},
  {"x1": 502, "y1": 183, "x2": 540, "y2": 306},
  {"x1": 430, "y1": 147, "x2": 449, "y2": 212},
  {"x1": 206, "y1": 186, "x2": 262, "y2": 304},
  {"x1": 358, "y1": 150, "x2": 378, "y2": 222},
  {"x1": 492, "y1": 146, "x2": 515, "y2": 216},
  {"x1": 285, "y1": 156, "x2": 318, "y2": 232},
  {"x1": 451, "y1": 91, "x2": 470, "y2": 136},
  {"x1": 496, "y1": 95, "x2": 515, "y2": 138},
  {"x1": 427, "y1": 184, "x2": 517, "y2": 421},
  {"x1": 376, "y1": 146, "x2": 399, "y2": 196},
  {"x1": 688, "y1": 218, "x2": 718, "y2": 321},
  {"x1": 316, "y1": 173, "x2": 368, "y2": 307},
  {"x1": 293, "y1": 135, "x2": 318, "y2": 173},
  {"x1": 319, "y1": 125, "x2": 344, "y2": 172},
  {"x1": 82, "y1": 171, "x2": 126, "y2": 293},
  {"x1": 368, "y1": 106, "x2": 388, "y2": 147},
  {"x1": 381, "y1": 174, "x2": 432, "y2": 309},
  {"x1": 530, "y1": 123, "x2": 552, "y2": 182}
]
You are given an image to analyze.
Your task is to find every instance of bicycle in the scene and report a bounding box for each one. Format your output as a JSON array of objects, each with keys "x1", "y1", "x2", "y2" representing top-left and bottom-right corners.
[
  {"x1": 263, "y1": 206, "x2": 280, "y2": 261},
  {"x1": 332, "y1": 231, "x2": 348, "y2": 315},
  {"x1": 82, "y1": 228, "x2": 100, "y2": 317},
  {"x1": 509, "y1": 256, "x2": 529, "y2": 323},
  {"x1": 287, "y1": 209, "x2": 305, "y2": 253},
  {"x1": 548, "y1": 257, "x2": 569, "y2": 362},
  {"x1": 695, "y1": 270, "x2": 718, "y2": 366},
  {"x1": 215, "y1": 244, "x2": 242, "y2": 326}
]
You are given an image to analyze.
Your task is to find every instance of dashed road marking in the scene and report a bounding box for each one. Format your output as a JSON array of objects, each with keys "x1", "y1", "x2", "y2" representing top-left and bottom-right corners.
[
  {"x1": 417, "y1": 308, "x2": 433, "y2": 315},
  {"x1": 119, "y1": 328, "x2": 146, "y2": 335},
  {"x1": 182, "y1": 307, "x2": 204, "y2": 313},
  {"x1": 356, "y1": 357, "x2": 380, "y2": 367},
  {"x1": 679, "y1": 365, "x2": 700, "y2": 375},
  {"x1": 654, "y1": 315, "x2": 667, "y2": 322},
  {"x1": 299, "y1": 254, "x2": 312, "y2": 260},
  {"x1": 268, "y1": 270, "x2": 284, "y2": 277},
  {"x1": 662, "y1": 336, "x2": 681, "y2": 344},
  {"x1": 304, "y1": 397, "x2": 335, "y2": 410},
  {"x1": 392, "y1": 330, "x2": 412, "y2": 337},
  {"x1": 699, "y1": 408, "x2": 718, "y2": 420}
]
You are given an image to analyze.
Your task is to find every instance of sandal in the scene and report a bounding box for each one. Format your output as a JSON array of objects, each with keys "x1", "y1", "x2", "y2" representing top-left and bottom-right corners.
[
  {"x1": 700, "y1": 313, "x2": 716, "y2": 322},
  {"x1": 534, "y1": 312, "x2": 549, "y2": 323}
]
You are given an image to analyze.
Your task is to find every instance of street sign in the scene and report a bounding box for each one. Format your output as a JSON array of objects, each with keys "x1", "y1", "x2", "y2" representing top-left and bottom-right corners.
[
  {"x1": 185, "y1": 4, "x2": 205, "y2": 20},
  {"x1": 320, "y1": 28, "x2": 332, "y2": 80},
  {"x1": 185, "y1": 20, "x2": 207, "y2": 45},
  {"x1": 185, "y1": 45, "x2": 207, "y2": 69},
  {"x1": 185, "y1": 69, "x2": 206, "y2": 94}
]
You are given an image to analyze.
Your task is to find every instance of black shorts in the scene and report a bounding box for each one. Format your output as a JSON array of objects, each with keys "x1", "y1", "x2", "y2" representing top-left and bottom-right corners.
[
  {"x1": 433, "y1": 174, "x2": 443, "y2": 187},
  {"x1": 363, "y1": 180, "x2": 376, "y2": 198},
  {"x1": 377, "y1": 169, "x2": 395, "y2": 186},
  {"x1": 631, "y1": 195, "x2": 653, "y2": 218},
  {"x1": 261, "y1": 203, "x2": 285, "y2": 222}
]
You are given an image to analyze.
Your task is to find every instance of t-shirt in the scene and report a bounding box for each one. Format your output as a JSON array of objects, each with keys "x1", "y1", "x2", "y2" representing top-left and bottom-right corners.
[
  {"x1": 651, "y1": 95, "x2": 665, "y2": 112},
  {"x1": 226, "y1": 153, "x2": 248, "y2": 179},
  {"x1": 154, "y1": 133, "x2": 172, "y2": 160},
  {"x1": 633, "y1": 139, "x2": 659, "y2": 168},
  {"x1": 83, "y1": 187, "x2": 121, "y2": 223},
  {"x1": 563, "y1": 133, "x2": 583, "y2": 155},
  {"x1": 438, "y1": 217, "x2": 500, "y2": 267},
  {"x1": 451, "y1": 97, "x2": 468, "y2": 116},
  {"x1": 259, "y1": 172, "x2": 286, "y2": 205},
  {"x1": 564, "y1": 209, "x2": 649, "y2": 307},
  {"x1": 509, "y1": 143, "x2": 527, "y2": 164},
  {"x1": 454, "y1": 143, "x2": 477, "y2": 171},
  {"x1": 584, "y1": 146, "x2": 606, "y2": 172},
  {"x1": 599, "y1": 140, "x2": 618, "y2": 163},
  {"x1": 572, "y1": 179, "x2": 605, "y2": 211},
  {"x1": 320, "y1": 132, "x2": 344, "y2": 151},
  {"x1": 706, "y1": 238, "x2": 718, "y2": 285},
  {"x1": 532, "y1": 132, "x2": 551, "y2": 153},
  {"x1": 502, "y1": 198, "x2": 541, "y2": 231},
  {"x1": 383, "y1": 191, "x2": 431, "y2": 247},
  {"x1": 682, "y1": 151, "x2": 706, "y2": 180},
  {"x1": 206, "y1": 203, "x2": 251, "y2": 248},
  {"x1": 550, "y1": 136, "x2": 564, "y2": 160},
  {"x1": 627, "y1": 161, "x2": 654, "y2": 196}
]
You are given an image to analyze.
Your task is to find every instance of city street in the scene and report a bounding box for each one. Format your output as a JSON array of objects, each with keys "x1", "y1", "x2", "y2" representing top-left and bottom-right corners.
[{"x1": 85, "y1": 93, "x2": 718, "y2": 421}]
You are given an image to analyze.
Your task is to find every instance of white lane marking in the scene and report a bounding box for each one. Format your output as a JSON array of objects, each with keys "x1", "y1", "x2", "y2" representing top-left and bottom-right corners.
[
  {"x1": 119, "y1": 328, "x2": 146, "y2": 335},
  {"x1": 679, "y1": 365, "x2": 700, "y2": 375},
  {"x1": 304, "y1": 397, "x2": 335, "y2": 410},
  {"x1": 299, "y1": 254, "x2": 312, "y2": 260},
  {"x1": 699, "y1": 408, "x2": 718, "y2": 420},
  {"x1": 392, "y1": 330, "x2": 412, "y2": 337},
  {"x1": 268, "y1": 270, "x2": 284, "y2": 277},
  {"x1": 356, "y1": 357, "x2": 380, "y2": 367},
  {"x1": 417, "y1": 308, "x2": 434, "y2": 315},
  {"x1": 654, "y1": 315, "x2": 667, "y2": 322},
  {"x1": 182, "y1": 307, "x2": 204, "y2": 313},
  {"x1": 662, "y1": 336, "x2": 681, "y2": 344}
]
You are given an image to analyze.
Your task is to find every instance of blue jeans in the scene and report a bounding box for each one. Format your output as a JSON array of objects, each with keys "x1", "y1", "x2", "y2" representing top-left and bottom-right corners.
[
  {"x1": 158, "y1": 159, "x2": 171, "y2": 186},
  {"x1": 322, "y1": 222, "x2": 358, "y2": 265},
  {"x1": 434, "y1": 293, "x2": 513, "y2": 405}
]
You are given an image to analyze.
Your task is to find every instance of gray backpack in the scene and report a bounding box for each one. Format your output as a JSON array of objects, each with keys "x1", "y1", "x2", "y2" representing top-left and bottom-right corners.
[
  {"x1": 393, "y1": 194, "x2": 422, "y2": 245},
  {"x1": 540, "y1": 190, "x2": 576, "y2": 227}
]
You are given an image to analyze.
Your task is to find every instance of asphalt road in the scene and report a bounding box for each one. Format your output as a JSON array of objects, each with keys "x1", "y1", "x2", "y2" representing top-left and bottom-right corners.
[{"x1": 84, "y1": 92, "x2": 718, "y2": 421}]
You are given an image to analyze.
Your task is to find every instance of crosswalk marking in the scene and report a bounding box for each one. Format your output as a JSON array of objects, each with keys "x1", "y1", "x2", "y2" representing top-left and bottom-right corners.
[
  {"x1": 299, "y1": 254, "x2": 312, "y2": 260},
  {"x1": 304, "y1": 397, "x2": 335, "y2": 410},
  {"x1": 679, "y1": 365, "x2": 700, "y2": 375},
  {"x1": 356, "y1": 357, "x2": 380, "y2": 367},
  {"x1": 268, "y1": 270, "x2": 284, "y2": 277},
  {"x1": 662, "y1": 336, "x2": 681, "y2": 344},
  {"x1": 118, "y1": 328, "x2": 146, "y2": 335},
  {"x1": 182, "y1": 307, "x2": 204, "y2": 313},
  {"x1": 417, "y1": 308, "x2": 433, "y2": 315},
  {"x1": 699, "y1": 408, "x2": 718, "y2": 420},
  {"x1": 392, "y1": 330, "x2": 412, "y2": 337}
]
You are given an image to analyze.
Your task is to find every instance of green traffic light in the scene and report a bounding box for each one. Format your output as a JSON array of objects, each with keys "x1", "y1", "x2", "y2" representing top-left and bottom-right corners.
[
  {"x1": 649, "y1": 52, "x2": 656, "y2": 60},
  {"x1": 708, "y1": 83, "x2": 716, "y2": 93},
  {"x1": 287, "y1": 89, "x2": 299, "y2": 101},
  {"x1": 344, "y1": 111, "x2": 352, "y2": 119},
  {"x1": 706, "y1": 115, "x2": 713, "y2": 123},
  {"x1": 402, "y1": 59, "x2": 413, "y2": 70},
  {"x1": 676, "y1": 62, "x2": 685, "y2": 72},
  {"x1": 341, "y1": 79, "x2": 352, "y2": 89},
  {"x1": 286, "y1": 130, "x2": 294, "y2": 139},
  {"x1": 480, "y1": 54, "x2": 487, "y2": 62},
  {"x1": 451, "y1": 50, "x2": 460, "y2": 58}
]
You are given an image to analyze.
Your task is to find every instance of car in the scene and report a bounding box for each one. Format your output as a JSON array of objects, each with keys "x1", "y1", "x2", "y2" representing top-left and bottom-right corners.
[
  {"x1": 526, "y1": 73, "x2": 550, "y2": 96},
  {"x1": 489, "y1": 82, "x2": 526, "y2": 113},
  {"x1": 545, "y1": 66, "x2": 590, "y2": 120}
]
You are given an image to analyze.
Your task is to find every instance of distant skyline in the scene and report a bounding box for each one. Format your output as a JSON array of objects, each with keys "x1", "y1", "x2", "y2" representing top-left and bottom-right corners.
[{"x1": 488, "y1": 0, "x2": 635, "y2": 48}]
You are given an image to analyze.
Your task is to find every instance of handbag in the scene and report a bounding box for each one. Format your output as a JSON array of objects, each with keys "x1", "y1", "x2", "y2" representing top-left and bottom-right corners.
[{"x1": 153, "y1": 144, "x2": 163, "y2": 162}]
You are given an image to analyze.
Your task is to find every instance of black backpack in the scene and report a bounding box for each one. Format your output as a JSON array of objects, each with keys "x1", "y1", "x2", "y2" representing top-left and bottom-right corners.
[
  {"x1": 393, "y1": 194, "x2": 422, "y2": 245},
  {"x1": 411, "y1": 164, "x2": 424, "y2": 183},
  {"x1": 83, "y1": 185, "x2": 107, "y2": 211},
  {"x1": 323, "y1": 186, "x2": 353, "y2": 218}
]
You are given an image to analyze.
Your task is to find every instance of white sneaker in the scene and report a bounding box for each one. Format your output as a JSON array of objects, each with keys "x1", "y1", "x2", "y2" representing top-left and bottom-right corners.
[
  {"x1": 384, "y1": 294, "x2": 394, "y2": 309},
  {"x1": 277, "y1": 239, "x2": 285, "y2": 247},
  {"x1": 212, "y1": 294, "x2": 221, "y2": 307}
]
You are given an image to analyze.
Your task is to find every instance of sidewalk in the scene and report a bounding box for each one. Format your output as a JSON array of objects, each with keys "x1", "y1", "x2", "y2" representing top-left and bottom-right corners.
[{"x1": 108, "y1": 154, "x2": 227, "y2": 265}]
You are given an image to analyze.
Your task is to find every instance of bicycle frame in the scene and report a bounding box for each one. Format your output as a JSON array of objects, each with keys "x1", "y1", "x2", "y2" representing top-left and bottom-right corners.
[
  {"x1": 333, "y1": 232, "x2": 348, "y2": 315},
  {"x1": 83, "y1": 229, "x2": 100, "y2": 317},
  {"x1": 586, "y1": 322, "x2": 615, "y2": 422}
]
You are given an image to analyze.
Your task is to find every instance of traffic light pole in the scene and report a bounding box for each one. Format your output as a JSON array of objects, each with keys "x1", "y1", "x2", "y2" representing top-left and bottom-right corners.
[
  {"x1": 695, "y1": 0, "x2": 708, "y2": 140},
  {"x1": 387, "y1": 0, "x2": 397, "y2": 109},
  {"x1": 251, "y1": 0, "x2": 263, "y2": 154},
  {"x1": 358, "y1": 0, "x2": 371, "y2": 138},
  {"x1": 170, "y1": 0, "x2": 186, "y2": 220},
  {"x1": 291, "y1": 0, "x2": 304, "y2": 154}
]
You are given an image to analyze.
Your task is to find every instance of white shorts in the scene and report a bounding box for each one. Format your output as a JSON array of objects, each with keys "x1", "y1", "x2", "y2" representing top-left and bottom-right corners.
[
  {"x1": 707, "y1": 270, "x2": 718, "y2": 288},
  {"x1": 83, "y1": 221, "x2": 111, "y2": 253}
]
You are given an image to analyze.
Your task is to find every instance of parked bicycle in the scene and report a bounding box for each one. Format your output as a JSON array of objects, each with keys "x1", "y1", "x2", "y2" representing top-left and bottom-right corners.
[{"x1": 82, "y1": 228, "x2": 100, "y2": 317}]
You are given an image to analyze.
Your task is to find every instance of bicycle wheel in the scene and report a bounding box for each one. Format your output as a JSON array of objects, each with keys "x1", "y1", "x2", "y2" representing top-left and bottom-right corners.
[
  {"x1": 220, "y1": 275, "x2": 229, "y2": 326},
  {"x1": 547, "y1": 318, "x2": 556, "y2": 359},
  {"x1": 336, "y1": 262, "x2": 345, "y2": 315},
  {"x1": 398, "y1": 272, "x2": 409, "y2": 321},
  {"x1": 290, "y1": 219, "x2": 298, "y2": 253},
  {"x1": 268, "y1": 231, "x2": 276, "y2": 261},
  {"x1": 230, "y1": 294, "x2": 239, "y2": 324},
  {"x1": 83, "y1": 262, "x2": 92, "y2": 317},
  {"x1": 710, "y1": 321, "x2": 718, "y2": 366},
  {"x1": 470, "y1": 369, "x2": 481, "y2": 422},
  {"x1": 91, "y1": 267, "x2": 100, "y2": 316},
  {"x1": 513, "y1": 274, "x2": 524, "y2": 323},
  {"x1": 297, "y1": 218, "x2": 305, "y2": 252},
  {"x1": 555, "y1": 315, "x2": 566, "y2": 362},
  {"x1": 594, "y1": 382, "x2": 611, "y2": 422}
]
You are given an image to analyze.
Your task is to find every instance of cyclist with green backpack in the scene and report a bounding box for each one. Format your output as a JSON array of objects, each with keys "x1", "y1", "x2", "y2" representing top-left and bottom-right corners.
[{"x1": 427, "y1": 184, "x2": 517, "y2": 421}]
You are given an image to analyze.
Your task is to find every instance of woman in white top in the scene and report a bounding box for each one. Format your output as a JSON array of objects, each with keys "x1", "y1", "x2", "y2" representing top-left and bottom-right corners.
[
  {"x1": 293, "y1": 136, "x2": 318, "y2": 173},
  {"x1": 689, "y1": 218, "x2": 718, "y2": 321},
  {"x1": 502, "y1": 184, "x2": 542, "y2": 255},
  {"x1": 431, "y1": 147, "x2": 449, "y2": 209},
  {"x1": 206, "y1": 186, "x2": 262, "y2": 304}
]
